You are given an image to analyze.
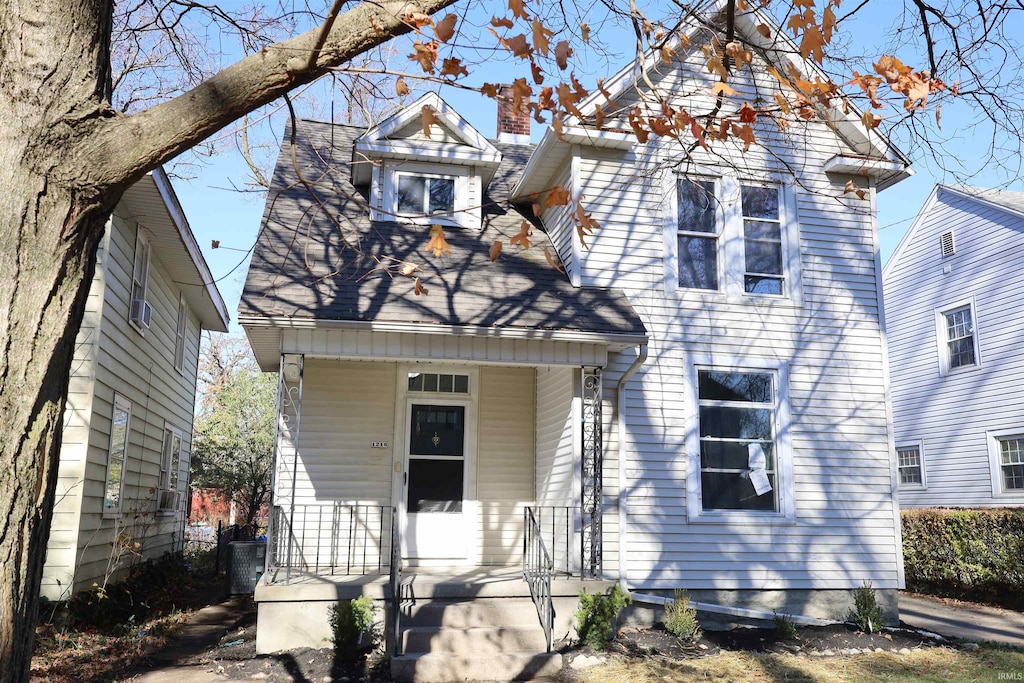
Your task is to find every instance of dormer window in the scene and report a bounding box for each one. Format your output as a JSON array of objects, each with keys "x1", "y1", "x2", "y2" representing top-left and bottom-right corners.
[{"x1": 397, "y1": 172, "x2": 456, "y2": 217}]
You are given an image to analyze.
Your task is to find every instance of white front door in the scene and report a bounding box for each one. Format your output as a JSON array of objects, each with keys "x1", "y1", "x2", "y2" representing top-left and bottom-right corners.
[{"x1": 403, "y1": 402, "x2": 470, "y2": 561}]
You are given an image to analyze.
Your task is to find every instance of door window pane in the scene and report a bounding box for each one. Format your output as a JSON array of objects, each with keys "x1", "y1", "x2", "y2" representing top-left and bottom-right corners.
[
  {"x1": 410, "y1": 405, "x2": 464, "y2": 456},
  {"x1": 407, "y1": 459, "x2": 464, "y2": 512}
]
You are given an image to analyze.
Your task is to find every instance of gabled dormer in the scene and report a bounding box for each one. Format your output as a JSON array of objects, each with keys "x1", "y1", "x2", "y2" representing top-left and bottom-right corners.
[{"x1": 353, "y1": 92, "x2": 503, "y2": 230}]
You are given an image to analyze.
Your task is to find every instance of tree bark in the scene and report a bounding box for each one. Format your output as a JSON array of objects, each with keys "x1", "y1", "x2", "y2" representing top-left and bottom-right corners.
[{"x1": 0, "y1": 0, "x2": 455, "y2": 679}]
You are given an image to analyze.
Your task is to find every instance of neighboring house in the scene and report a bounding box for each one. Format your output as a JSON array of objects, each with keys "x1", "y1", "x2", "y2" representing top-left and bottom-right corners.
[
  {"x1": 240, "y1": 7, "x2": 910, "y2": 677},
  {"x1": 883, "y1": 185, "x2": 1024, "y2": 508},
  {"x1": 41, "y1": 169, "x2": 229, "y2": 601}
]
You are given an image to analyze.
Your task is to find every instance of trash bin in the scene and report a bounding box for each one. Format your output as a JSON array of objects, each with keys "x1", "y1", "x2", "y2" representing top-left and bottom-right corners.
[{"x1": 226, "y1": 540, "x2": 266, "y2": 594}]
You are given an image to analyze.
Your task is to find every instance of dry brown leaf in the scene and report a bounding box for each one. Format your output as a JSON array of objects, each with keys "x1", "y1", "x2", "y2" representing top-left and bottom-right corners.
[
  {"x1": 403, "y1": 10, "x2": 433, "y2": 29},
  {"x1": 491, "y1": 15, "x2": 514, "y2": 29},
  {"x1": 544, "y1": 246, "x2": 565, "y2": 272},
  {"x1": 555, "y1": 40, "x2": 573, "y2": 70},
  {"x1": 532, "y1": 18, "x2": 552, "y2": 57},
  {"x1": 544, "y1": 185, "x2": 572, "y2": 209},
  {"x1": 414, "y1": 277, "x2": 429, "y2": 296},
  {"x1": 395, "y1": 77, "x2": 409, "y2": 96},
  {"x1": 434, "y1": 14, "x2": 458, "y2": 42},
  {"x1": 935, "y1": 105, "x2": 942, "y2": 130},
  {"x1": 738, "y1": 102, "x2": 758, "y2": 123},
  {"x1": 426, "y1": 224, "x2": 450, "y2": 257},
  {"x1": 581, "y1": 23, "x2": 590, "y2": 44},
  {"x1": 510, "y1": 221, "x2": 532, "y2": 249},
  {"x1": 504, "y1": 33, "x2": 533, "y2": 59},
  {"x1": 509, "y1": 0, "x2": 529, "y2": 20},
  {"x1": 408, "y1": 40, "x2": 439, "y2": 73},
  {"x1": 421, "y1": 104, "x2": 440, "y2": 138},
  {"x1": 711, "y1": 81, "x2": 738, "y2": 97},
  {"x1": 489, "y1": 240, "x2": 503, "y2": 262},
  {"x1": 843, "y1": 179, "x2": 867, "y2": 200},
  {"x1": 441, "y1": 57, "x2": 469, "y2": 78},
  {"x1": 756, "y1": 23, "x2": 771, "y2": 39},
  {"x1": 531, "y1": 61, "x2": 544, "y2": 85},
  {"x1": 399, "y1": 261, "x2": 419, "y2": 276},
  {"x1": 481, "y1": 83, "x2": 501, "y2": 98},
  {"x1": 733, "y1": 122, "x2": 756, "y2": 152},
  {"x1": 774, "y1": 92, "x2": 791, "y2": 115},
  {"x1": 690, "y1": 119, "x2": 709, "y2": 151}
]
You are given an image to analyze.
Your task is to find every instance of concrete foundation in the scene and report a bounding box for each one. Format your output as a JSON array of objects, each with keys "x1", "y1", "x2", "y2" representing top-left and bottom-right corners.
[{"x1": 621, "y1": 588, "x2": 900, "y2": 631}]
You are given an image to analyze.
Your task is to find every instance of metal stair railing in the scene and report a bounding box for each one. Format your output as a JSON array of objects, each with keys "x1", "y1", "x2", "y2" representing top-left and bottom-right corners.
[
  {"x1": 523, "y1": 506, "x2": 554, "y2": 653},
  {"x1": 387, "y1": 506, "x2": 402, "y2": 656}
]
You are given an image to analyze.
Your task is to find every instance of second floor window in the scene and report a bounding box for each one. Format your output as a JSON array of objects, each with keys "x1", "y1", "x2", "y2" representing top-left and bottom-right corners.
[
  {"x1": 129, "y1": 231, "x2": 152, "y2": 331},
  {"x1": 174, "y1": 295, "x2": 188, "y2": 373},
  {"x1": 944, "y1": 305, "x2": 977, "y2": 369},
  {"x1": 676, "y1": 178, "x2": 719, "y2": 290},
  {"x1": 742, "y1": 184, "x2": 784, "y2": 295}
]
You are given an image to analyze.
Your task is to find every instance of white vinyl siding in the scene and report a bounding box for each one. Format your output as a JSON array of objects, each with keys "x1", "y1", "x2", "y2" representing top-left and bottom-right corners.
[
  {"x1": 886, "y1": 187, "x2": 1024, "y2": 508},
  {"x1": 535, "y1": 366, "x2": 577, "y2": 506},
  {"x1": 582, "y1": 34, "x2": 898, "y2": 590}
]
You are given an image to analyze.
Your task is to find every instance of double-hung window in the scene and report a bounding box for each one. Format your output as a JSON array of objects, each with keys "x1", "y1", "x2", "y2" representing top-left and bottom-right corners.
[
  {"x1": 174, "y1": 295, "x2": 188, "y2": 373},
  {"x1": 396, "y1": 172, "x2": 456, "y2": 218},
  {"x1": 158, "y1": 424, "x2": 183, "y2": 512},
  {"x1": 944, "y1": 305, "x2": 976, "y2": 369},
  {"x1": 669, "y1": 174, "x2": 794, "y2": 299},
  {"x1": 104, "y1": 394, "x2": 132, "y2": 515},
  {"x1": 896, "y1": 444, "x2": 925, "y2": 486},
  {"x1": 987, "y1": 430, "x2": 1024, "y2": 497},
  {"x1": 741, "y1": 184, "x2": 784, "y2": 295},
  {"x1": 129, "y1": 230, "x2": 152, "y2": 332},
  {"x1": 697, "y1": 369, "x2": 779, "y2": 512},
  {"x1": 676, "y1": 178, "x2": 719, "y2": 290},
  {"x1": 936, "y1": 301, "x2": 980, "y2": 374}
]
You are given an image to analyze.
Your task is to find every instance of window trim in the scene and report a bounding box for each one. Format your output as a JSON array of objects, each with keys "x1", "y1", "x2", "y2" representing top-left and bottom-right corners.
[
  {"x1": 129, "y1": 228, "x2": 152, "y2": 335},
  {"x1": 684, "y1": 356, "x2": 795, "y2": 523},
  {"x1": 934, "y1": 297, "x2": 981, "y2": 375},
  {"x1": 663, "y1": 170, "x2": 801, "y2": 304},
  {"x1": 895, "y1": 440, "x2": 927, "y2": 490},
  {"x1": 987, "y1": 428, "x2": 1024, "y2": 499},
  {"x1": 173, "y1": 294, "x2": 188, "y2": 374},
  {"x1": 103, "y1": 394, "x2": 132, "y2": 518}
]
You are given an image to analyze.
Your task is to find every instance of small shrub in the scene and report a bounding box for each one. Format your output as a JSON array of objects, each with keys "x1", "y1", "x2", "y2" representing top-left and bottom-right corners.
[
  {"x1": 848, "y1": 581, "x2": 885, "y2": 633},
  {"x1": 575, "y1": 585, "x2": 629, "y2": 650},
  {"x1": 329, "y1": 596, "x2": 376, "y2": 652},
  {"x1": 663, "y1": 590, "x2": 701, "y2": 643},
  {"x1": 773, "y1": 611, "x2": 797, "y2": 640}
]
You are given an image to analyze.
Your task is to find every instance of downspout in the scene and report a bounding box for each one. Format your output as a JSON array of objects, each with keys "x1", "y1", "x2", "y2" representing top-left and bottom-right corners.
[{"x1": 617, "y1": 343, "x2": 648, "y2": 593}]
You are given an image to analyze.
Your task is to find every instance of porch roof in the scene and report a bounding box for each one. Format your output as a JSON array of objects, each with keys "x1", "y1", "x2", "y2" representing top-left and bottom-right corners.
[{"x1": 240, "y1": 121, "x2": 646, "y2": 370}]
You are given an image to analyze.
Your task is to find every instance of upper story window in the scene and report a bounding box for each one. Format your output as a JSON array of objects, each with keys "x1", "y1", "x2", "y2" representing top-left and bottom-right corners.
[
  {"x1": 397, "y1": 173, "x2": 456, "y2": 217},
  {"x1": 935, "y1": 300, "x2": 980, "y2": 374},
  {"x1": 668, "y1": 173, "x2": 797, "y2": 301},
  {"x1": 742, "y1": 184, "x2": 784, "y2": 295},
  {"x1": 896, "y1": 444, "x2": 925, "y2": 487},
  {"x1": 104, "y1": 394, "x2": 132, "y2": 516},
  {"x1": 129, "y1": 230, "x2": 153, "y2": 332},
  {"x1": 174, "y1": 295, "x2": 188, "y2": 373},
  {"x1": 676, "y1": 178, "x2": 719, "y2": 290}
]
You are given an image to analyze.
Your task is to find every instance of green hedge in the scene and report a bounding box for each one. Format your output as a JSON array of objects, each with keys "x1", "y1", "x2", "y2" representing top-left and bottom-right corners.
[{"x1": 902, "y1": 508, "x2": 1024, "y2": 608}]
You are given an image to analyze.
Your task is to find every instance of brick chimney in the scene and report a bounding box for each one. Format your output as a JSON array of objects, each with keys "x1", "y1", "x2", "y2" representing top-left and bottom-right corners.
[{"x1": 496, "y1": 85, "x2": 531, "y2": 144}]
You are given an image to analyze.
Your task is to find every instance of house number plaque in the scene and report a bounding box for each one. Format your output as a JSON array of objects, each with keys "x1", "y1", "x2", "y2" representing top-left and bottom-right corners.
[{"x1": 371, "y1": 441, "x2": 389, "y2": 448}]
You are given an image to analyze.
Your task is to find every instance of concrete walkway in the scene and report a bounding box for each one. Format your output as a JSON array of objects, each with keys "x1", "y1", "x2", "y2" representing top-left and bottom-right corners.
[{"x1": 900, "y1": 593, "x2": 1024, "y2": 647}]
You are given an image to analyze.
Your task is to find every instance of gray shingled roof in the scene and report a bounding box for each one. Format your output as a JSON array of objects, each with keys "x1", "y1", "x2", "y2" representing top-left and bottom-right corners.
[
  {"x1": 952, "y1": 185, "x2": 1024, "y2": 216},
  {"x1": 239, "y1": 120, "x2": 646, "y2": 339}
]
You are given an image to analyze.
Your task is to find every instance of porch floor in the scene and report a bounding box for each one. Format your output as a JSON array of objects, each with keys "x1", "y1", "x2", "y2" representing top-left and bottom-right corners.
[{"x1": 256, "y1": 565, "x2": 612, "y2": 602}]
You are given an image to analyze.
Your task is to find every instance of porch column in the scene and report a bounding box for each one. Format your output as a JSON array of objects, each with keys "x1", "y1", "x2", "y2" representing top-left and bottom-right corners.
[
  {"x1": 580, "y1": 367, "x2": 602, "y2": 578},
  {"x1": 267, "y1": 353, "x2": 304, "y2": 580}
]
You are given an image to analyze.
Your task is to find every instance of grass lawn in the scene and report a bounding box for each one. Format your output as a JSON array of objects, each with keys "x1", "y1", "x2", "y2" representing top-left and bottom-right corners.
[{"x1": 576, "y1": 645, "x2": 1024, "y2": 682}]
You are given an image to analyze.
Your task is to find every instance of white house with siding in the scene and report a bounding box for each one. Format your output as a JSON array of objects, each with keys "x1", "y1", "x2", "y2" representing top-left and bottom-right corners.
[
  {"x1": 240, "y1": 6, "x2": 910, "y2": 679},
  {"x1": 883, "y1": 185, "x2": 1024, "y2": 508},
  {"x1": 41, "y1": 169, "x2": 229, "y2": 601}
]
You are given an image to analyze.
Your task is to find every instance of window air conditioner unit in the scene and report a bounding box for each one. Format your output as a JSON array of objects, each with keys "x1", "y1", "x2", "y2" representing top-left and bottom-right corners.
[
  {"x1": 157, "y1": 489, "x2": 181, "y2": 512},
  {"x1": 130, "y1": 299, "x2": 153, "y2": 328}
]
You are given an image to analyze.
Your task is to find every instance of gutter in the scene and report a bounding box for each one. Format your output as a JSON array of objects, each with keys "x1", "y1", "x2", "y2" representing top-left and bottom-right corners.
[{"x1": 616, "y1": 344, "x2": 648, "y2": 594}]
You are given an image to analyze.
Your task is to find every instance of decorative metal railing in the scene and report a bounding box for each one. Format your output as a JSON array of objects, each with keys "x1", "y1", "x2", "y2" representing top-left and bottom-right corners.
[
  {"x1": 523, "y1": 506, "x2": 555, "y2": 653},
  {"x1": 529, "y1": 505, "x2": 576, "y2": 575},
  {"x1": 270, "y1": 503, "x2": 392, "y2": 582},
  {"x1": 581, "y1": 367, "x2": 603, "y2": 578},
  {"x1": 387, "y1": 506, "x2": 402, "y2": 656}
]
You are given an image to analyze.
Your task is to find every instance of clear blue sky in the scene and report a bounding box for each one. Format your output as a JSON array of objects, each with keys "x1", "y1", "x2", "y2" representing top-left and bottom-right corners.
[{"x1": 172, "y1": 7, "x2": 1023, "y2": 331}]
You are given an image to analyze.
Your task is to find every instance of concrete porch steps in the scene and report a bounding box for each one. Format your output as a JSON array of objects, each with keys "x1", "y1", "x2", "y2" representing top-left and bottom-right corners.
[{"x1": 390, "y1": 596, "x2": 581, "y2": 683}]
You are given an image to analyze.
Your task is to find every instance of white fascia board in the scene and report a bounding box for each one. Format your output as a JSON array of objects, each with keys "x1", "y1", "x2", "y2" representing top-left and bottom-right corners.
[
  {"x1": 511, "y1": 126, "x2": 634, "y2": 200},
  {"x1": 237, "y1": 314, "x2": 649, "y2": 347},
  {"x1": 881, "y1": 184, "x2": 941, "y2": 282},
  {"x1": 353, "y1": 139, "x2": 502, "y2": 186},
  {"x1": 148, "y1": 167, "x2": 230, "y2": 331}
]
